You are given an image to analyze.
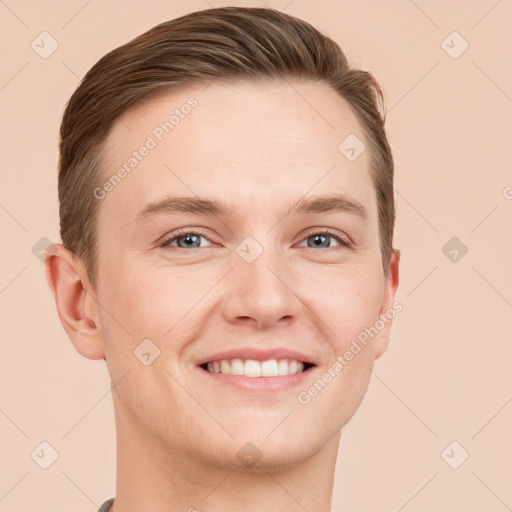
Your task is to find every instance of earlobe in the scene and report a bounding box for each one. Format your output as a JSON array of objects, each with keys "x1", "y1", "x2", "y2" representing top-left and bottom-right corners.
[
  {"x1": 45, "y1": 244, "x2": 105, "y2": 360},
  {"x1": 374, "y1": 248, "x2": 401, "y2": 360}
]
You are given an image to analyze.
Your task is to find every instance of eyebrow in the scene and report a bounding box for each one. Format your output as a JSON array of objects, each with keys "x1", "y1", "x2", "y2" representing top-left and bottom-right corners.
[
  {"x1": 135, "y1": 194, "x2": 369, "y2": 223},
  {"x1": 289, "y1": 194, "x2": 368, "y2": 222}
]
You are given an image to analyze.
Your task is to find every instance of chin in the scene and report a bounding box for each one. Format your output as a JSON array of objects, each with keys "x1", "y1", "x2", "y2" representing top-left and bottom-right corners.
[{"x1": 203, "y1": 431, "x2": 325, "y2": 473}]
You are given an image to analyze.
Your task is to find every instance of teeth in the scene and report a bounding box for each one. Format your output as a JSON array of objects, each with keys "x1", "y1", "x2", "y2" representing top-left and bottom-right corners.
[
  {"x1": 261, "y1": 359, "x2": 278, "y2": 377},
  {"x1": 244, "y1": 359, "x2": 261, "y2": 377},
  {"x1": 204, "y1": 358, "x2": 308, "y2": 377}
]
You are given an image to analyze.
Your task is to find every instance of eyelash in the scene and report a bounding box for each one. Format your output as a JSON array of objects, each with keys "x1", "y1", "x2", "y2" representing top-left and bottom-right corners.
[{"x1": 159, "y1": 227, "x2": 353, "y2": 250}]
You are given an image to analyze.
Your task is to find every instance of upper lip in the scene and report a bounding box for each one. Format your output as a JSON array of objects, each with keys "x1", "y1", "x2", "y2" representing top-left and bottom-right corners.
[{"x1": 196, "y1": 347, "x2": 317, "y2": 367}]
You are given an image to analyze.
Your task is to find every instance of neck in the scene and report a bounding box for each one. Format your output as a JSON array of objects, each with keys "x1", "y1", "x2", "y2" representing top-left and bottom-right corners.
[{"x1": 110, "y1": 396, "x2": 340, "y2": 512}]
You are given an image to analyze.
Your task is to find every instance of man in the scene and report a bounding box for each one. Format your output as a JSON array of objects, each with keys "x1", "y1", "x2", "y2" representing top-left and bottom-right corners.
[{"x1": 46, "y1": 7, "x2": 400, "y2": 512}]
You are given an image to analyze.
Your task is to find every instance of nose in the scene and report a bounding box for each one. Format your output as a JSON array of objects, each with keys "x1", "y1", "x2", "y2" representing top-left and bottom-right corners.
[{"x1": 221, "y1": 245, "x2": 302, "y2": 330}]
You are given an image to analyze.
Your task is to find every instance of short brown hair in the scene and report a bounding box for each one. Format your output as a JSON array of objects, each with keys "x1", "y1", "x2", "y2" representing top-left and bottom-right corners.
[{"x1": 58, "y1": 6, "x2": 395, "y2": 288}]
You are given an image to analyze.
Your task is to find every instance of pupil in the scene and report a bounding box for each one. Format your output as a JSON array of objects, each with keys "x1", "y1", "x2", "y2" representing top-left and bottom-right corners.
[
  {"x1": 311, "y1": 234, "x2": 329, "y2": 248},
  {"x1": 182, "y1": 234, "x2": 199, "y2": 247}
]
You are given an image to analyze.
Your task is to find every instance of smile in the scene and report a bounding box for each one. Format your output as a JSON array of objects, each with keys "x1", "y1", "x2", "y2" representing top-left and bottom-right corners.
[{"x1": 201, "y1": 358, "x2": 314, "y2": 377}]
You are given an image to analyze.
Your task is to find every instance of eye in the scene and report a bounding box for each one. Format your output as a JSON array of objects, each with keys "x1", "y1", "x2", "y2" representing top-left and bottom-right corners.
[
  {"x1": 159, "y1": 228, "x2": 352, "y2": 251},
  {"x1": 296, "y1": 229, "x2": 352, "y2": 249},
  {"x1": 159, "y1": 228, "x2": 215, "y2": 249}
]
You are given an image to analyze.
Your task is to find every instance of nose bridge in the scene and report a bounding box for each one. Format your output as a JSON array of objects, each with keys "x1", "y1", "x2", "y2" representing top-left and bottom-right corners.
[
  {"x1": 222, "y1": 232, "x2": 300, "y2": 327},
  {"x1": 236, "y1": 232, "x2": 287, "y2": 293}
]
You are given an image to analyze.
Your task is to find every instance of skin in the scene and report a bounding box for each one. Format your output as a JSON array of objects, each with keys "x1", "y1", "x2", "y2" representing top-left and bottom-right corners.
[{"x1": 46, "y1": 78, "x2": 399, "y2": 512}]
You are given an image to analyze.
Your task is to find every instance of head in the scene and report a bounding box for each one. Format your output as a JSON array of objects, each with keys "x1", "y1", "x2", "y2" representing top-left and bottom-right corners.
[{"x1": 47, "y1": 7, "x2": 399, "y2": 471}]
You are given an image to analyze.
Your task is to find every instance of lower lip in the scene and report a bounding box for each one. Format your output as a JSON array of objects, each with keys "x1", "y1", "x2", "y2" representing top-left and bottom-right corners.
[{"x1": 197, "y1": 365, "x2": 316, "y2": 391}]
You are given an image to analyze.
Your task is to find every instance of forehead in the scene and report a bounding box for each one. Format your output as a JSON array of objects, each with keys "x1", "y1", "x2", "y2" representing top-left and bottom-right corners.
[{"x1": 99, "y1": 79, "x2": 377, "y2": 228}]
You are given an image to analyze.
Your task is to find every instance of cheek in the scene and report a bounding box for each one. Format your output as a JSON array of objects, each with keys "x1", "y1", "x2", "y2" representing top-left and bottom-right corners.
[
  {"x1": 97, "y1": 258, "x2": 218, "y2": 368},
  {"x1": 97, "y1": 254, "x2": 175, "y2": 331},
  {"x1": 98, "y1": 240, "x2": 384, "y2": 349},
  {"x1": 302, "y1": 263, "x2": 384, "y2": 346}
]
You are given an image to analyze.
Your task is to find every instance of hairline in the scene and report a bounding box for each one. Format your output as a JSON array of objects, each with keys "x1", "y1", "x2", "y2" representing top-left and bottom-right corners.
[{"x1": 84, "y1": 77, "x2": 388, "y2": 288}]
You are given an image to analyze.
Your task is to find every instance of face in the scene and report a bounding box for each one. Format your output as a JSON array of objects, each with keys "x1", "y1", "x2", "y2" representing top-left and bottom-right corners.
[{"x1": 92, "y1": 79, "x2": 399, "y2": 470}]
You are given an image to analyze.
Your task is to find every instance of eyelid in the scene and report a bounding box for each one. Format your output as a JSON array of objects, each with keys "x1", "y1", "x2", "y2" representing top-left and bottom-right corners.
[
  {"x1": 159, "y1": 226, "x2": 353, "y2": 249},
  {"x1": 159, "y1": 227, "x2": 218, "y2": 247},
  {"x1": 298, "y1": 227, "x2": 353, "y2": 248}
]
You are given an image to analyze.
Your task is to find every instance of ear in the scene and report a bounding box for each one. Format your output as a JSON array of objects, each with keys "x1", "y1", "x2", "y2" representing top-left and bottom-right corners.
[
  {"x1": 45, "y1": 243, "x2": 105, "y2": 360},
  {"x1": 373, "y1": 248, "x2": 400, "y2": 360}
]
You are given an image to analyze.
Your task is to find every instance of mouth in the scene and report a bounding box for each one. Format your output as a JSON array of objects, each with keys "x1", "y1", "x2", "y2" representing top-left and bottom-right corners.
[
  {"x1": 195, "y1": 348, "x2": 319, "y2": 391},
  {"x1": 199, "y1": 358, "x2": 316, "y2": 378},
  {"x1": 199, "y1": 358, "x2": 316, "y2": 391}
]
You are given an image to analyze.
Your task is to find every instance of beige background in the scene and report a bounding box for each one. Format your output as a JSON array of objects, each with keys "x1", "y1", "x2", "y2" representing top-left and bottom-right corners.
[{"x1": 1, "y1": 0, "x2": 511, "y2": 510}]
